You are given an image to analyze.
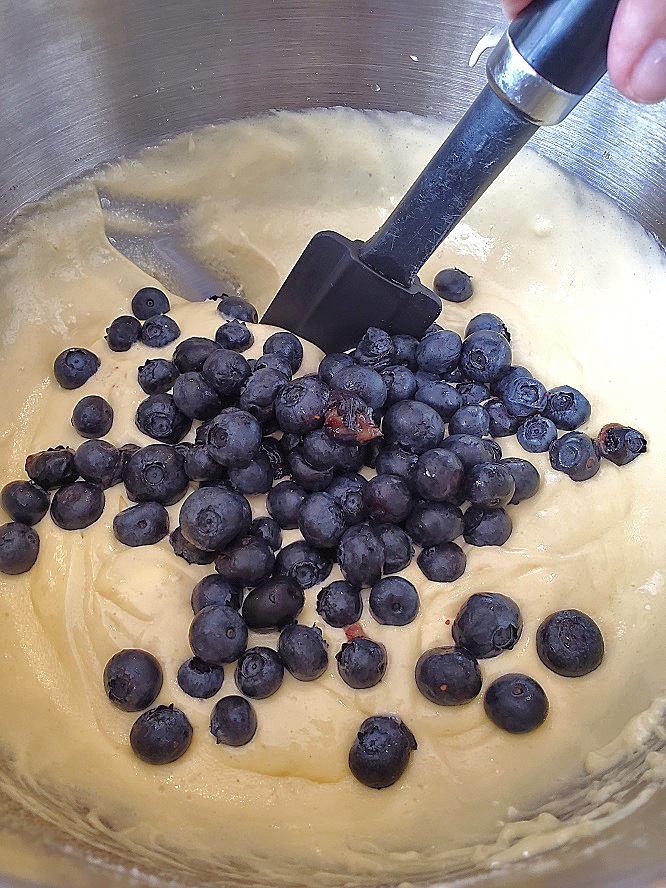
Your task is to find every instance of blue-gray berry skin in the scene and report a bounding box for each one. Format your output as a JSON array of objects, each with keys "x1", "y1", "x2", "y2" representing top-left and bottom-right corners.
[
  {"x1": 242, "y1": 577, "x2": 305, "y2": 631},
  {"x1": 460, "y1": 330, "x2": 512, "y2": 383},
  {"x1": 189, "y1": 605, "x2": 248, "y2": 665},
  {"x1": 544, "y1": 385, "x2": 591, "y2": 431},
  {"x1": 235, "y1": 646, "x2": 284, "y2": 699},
  {"x1": 452, "y1": 592, "x2": 523, "y2": 659},
  {"x1": 316, "y1": 580, "x2": 363, "y2": 629},
  {"x1": 536, "y1": 609, "x2": 604, "y2": 677},
  {"x1": 130, "y1": 705, "x2": 192, "y2": 765},
  {"x1": 278, "y1": 624, "x2": 328, "y2": 681},
  {"x1": 369, "y1": 576, "x2": 419, "y2": 626},
  {"x1": 216, "y1": 295, "x2": 258, "y2": 323},
  {"x1": 124, "y1": 444, "x2": 189, "y2": 506},
  {"x1": 50, "y1": 482, "x2": 105, "y2": 530},
  {"x1": 140, "y1": 314, "x2": 180, "y2": 349},
  {"x1": 106, "y1": 315, "x2": 141, "y2": 352},
  {"x1": 53, "y1": 348, "x2": 100, "y2": 390},
  {"x1": 434, "y1": 267, "x2": 473, "y2": 304},
  {"x1": 484, "y1": 674, "x2": 549, "y2": 733},
  {"x1": 104, "y1": 649, "x2": 163, "y2": 712},
  {"x1": 132, "y1": 287, "x2": 170, "y2": 320},
  {"x1": 1, "y1": 481, "x2": 49, "y2": 526},
  {"x1": 348, "y1": 716, "x2": 417, "y2": 789},
  {"x1": 0, "y1": 522, "x2": 40, "y2": 575},
  {"x1": 415, "y1": 646, "x2": 482, "y2": 705},
  {"x1": 138, "y1": 359, "x2": 180, "y2": 395},
  {"x1": 517, "y1": 416, "x2": 558, "y2": 453},
  {"x1": 501, "y1": 458, "x2": 540, "y2": 504},
  {"x1": 549, "y1": 432, "x2": 600, "y2": 482},
  {"x1": 113, "y1": 502, "x2": 169, "y2": 547},
  {"x1": 177, "y1": 657, "x2": 224, "y2": 699},
  {"x1": 191, "y1": 575, "x2": 242, "y2": 614},
  {"x1": 210, "y1": 695, "x2": 257, "y2": 746},
  {"x1": 336, "y1": 637, "x2": 387, "y2": 689}
]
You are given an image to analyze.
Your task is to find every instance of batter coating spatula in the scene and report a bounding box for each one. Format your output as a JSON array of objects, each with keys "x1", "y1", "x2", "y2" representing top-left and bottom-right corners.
[{"x1": 262, "y1": 0, "x2": 620, "y2": 352}]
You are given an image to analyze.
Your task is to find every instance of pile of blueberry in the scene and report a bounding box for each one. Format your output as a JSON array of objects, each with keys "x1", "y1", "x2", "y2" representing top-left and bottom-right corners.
[{"x1": 0, "y1": 273, "x2": 647, "y2": 789}]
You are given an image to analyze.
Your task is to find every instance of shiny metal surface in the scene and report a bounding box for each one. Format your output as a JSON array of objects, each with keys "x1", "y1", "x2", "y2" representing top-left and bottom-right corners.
[
  {"x1": 0, "y1": 1, "x2": 664, "y2": 886},
  {"x1": 486, "y1": 33, "x2": 583, "y2": 125}
]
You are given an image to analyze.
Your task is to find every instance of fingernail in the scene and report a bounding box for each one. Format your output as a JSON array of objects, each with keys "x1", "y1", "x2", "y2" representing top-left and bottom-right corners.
[{"x1": 627, "y1": 39, "x2": 666, "y2": 104}]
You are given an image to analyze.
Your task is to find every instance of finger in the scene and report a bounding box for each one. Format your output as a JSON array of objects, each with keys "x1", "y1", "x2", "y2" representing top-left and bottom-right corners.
[
  {"x1": 608, "y1": 0, "x2": 666, "y2": 103},
  {"x1": 501, "y1": 0, "x2": 533, "y2": 19}
]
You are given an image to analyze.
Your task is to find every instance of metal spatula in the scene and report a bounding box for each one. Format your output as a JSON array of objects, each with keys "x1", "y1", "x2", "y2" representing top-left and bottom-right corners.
[{"x1": 262, "y1": 0, "x2": 619, "y2": 352}]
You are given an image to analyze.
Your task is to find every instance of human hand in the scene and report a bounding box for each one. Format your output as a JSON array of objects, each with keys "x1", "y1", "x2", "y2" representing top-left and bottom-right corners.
[{"x1": 502, "y1": 0, "x2": 666, "y2": 103}]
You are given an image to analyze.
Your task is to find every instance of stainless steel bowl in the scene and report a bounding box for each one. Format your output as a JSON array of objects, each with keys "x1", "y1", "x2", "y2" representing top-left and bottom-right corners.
[{"x1": 0, "y1": 1, "x2": 664, "y2": 885}]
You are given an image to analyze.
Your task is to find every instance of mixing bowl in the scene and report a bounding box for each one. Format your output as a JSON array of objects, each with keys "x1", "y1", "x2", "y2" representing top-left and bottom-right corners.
[{"x1": 0, "y1": 0, "x2": 664, "y2": 886}]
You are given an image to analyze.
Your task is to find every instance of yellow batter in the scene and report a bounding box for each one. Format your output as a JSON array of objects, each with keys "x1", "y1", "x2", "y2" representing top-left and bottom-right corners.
[{"x1": 0, "y1": 108, "x2": 664, "y2": 887}]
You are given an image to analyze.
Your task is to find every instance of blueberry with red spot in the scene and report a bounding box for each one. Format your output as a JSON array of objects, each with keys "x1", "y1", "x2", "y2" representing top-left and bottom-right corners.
[
  {"x1": 104, "y1": 649, "x2": 163, "y2": 711},
  {"x1": 373, "y1": 523, "x2": 414, "y2": 573},
  {"x1": 463, "y1": 506, "x2": 512, "y2": 546},
  {"x1": 459, "y1": 330, "x2": 511, "y2": 383},
  {"x1": 235, "y1": 646, "x2": 284, "y2": 699},
  {"x1": 484, "y1": 674, "x2": 549, "y2": 733},
  {"x1": 354, "y1": 327, "x2": 396, "y2": 369},
  {"x1": 416, "y1": 329, "x2": 462, "y2": 375},
  {"x1": 1, "y1": 481, "x2": 49, "y2": 526},
  {"x1": 317, "y1": 580, "x2": 362, "y2": 628},
  {"x1": 130, "y1": 705, "x2": 192, "y2": 765},
  {"x1": 414, "y1": 381, "x2": 462, "y2": 420},
  {"x1": 517, "y1": 415, "x2": 558, "y2": 452},
  {"x1": 189, "y1": 604, "x2": 248, "y2": 664},
  {"x1": 191, "y1": 575, "x2": 242, "y2": 613},
  {"x1": 274, "y1": 540, "x2": 332, "y2": 589},
  {"x1": 106, "y1": 315, "x2": 142, "y2": 352},
  {"x1": 215, "y1": 320, "x2": 254, "y2": 352},
  {"x1": 336, "y1": 637, "x2": 387, "y2": 689},
  {"x1": 177, "y1": 657, "x2": 224, "y2": 699},
  {"x1": 415, "y1": 646, "x2": 482, "y2": 705},
  {"x1": 278, "y1": 624, "x2": 328, "y2": 681},
  {"x1": 113, "y1": 501, "x2": 169, "y2": 547},
  {"x1": 549, "y1": 432, "x2": 600, "y2": 481},
  {"x1": 338, "y1": 525, "x2": 385, "y2": 588},
  {"x1": 417, "y1": 543, "x2": 466, "y2": 582},
  {"x1": 369, "y1": 576, "x2": 419, "y2": 626},
  {"x1": 140, "y1": 314, "x2": 180, "y2": 348},
  {"x1": 210, "y1": 695, "x2": 257, "y2": 746},
  {"x1": 53, "y1": 348, "x2": 100, "y2": 390},
  {"x1": 135, "y1": 394, "x2": 192, "y2": 444},
  {"x1": 172, "y1": 337, "x2": 220, "y2": 373},
  {"x1": 138, "y1": 359, "x2": 180, "y2": 395},
  {"x1": 465, "y1": 313, "x2": 510, "y2": 341},
  {"x1": 544, "y1": 385, "x2": 591, "y2": 431},
  {"x1": 433, "y1": 267, "x2": 473, "y2": 303},
  {"x1": 349, "y1": 716, "x2": 417, "y2": 789},
  {"x1": 131, "y1": 287, "x2": 170, "y2": 320},
  {"x1": 0, "y1": 522, "x2": 40, "y2": 575},
  {"x1": 216, "y1": 295, "x2": 258, "y2": 323},
  {"x1": 124, "y1": 443, "x2": 189, "y2": 506},
  {"x1": 452, "y1": 592, "x2": 523, "y2": 658},
  {"x1": 405, "y1": 501, "x2": 463, "y2": 547},
  {"x1": 50, "y1": 482, "x2": 105, "y2": 530},
  {"x1": 501, "y1": 457, "x2": 541, "y2": 504},
  {"x1": 596, "y1": 424, "x2": 647, "y2": 466},
  {"x1": 536, "y1": 609, "x2": 604, "y2": 677}
]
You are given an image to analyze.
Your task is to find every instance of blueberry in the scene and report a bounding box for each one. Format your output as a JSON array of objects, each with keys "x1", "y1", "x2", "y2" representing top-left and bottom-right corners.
[
  {"x1": 179, "y1": 486, "x2": 251, "y2": 551},
  {"x1": 50, "y1": 482, "x2": 104, "y2": 530},
  {"x1": 544, "y1": 386, "x2": 591, "y2": 431},
  {"x1": 169, "y1": 527, "x2": 216, "y2": 564},
  {"x1": 459, "y1": 330, "x2": 512, "y2": 383},
  {"x1": 191, "y1": 575, "x2": 242, "y2": 614},
  {"x1": 0, "y1": 522, "x2": 40, "y2": 575},
  {"x1": 549, "y1": 432, "x2": 600, "y2": 482},
  {"x1": 417, "y1": 542, "x2": 466, "y2": 582},
  {"x1": 239, "y1": 367, "x2": 287, "y2": 422},
  {"x1": 316, "y1": 580, "x2": 362, "y2": 628},
  {"x1": 338, "y1": 525, "x2": 385, "y2": 588},
  {"x1": 536, "y1": 609, "x2": 604, "y2": 677},
  {"x1": 463, "y1": 506, "x2": 512, "y2": 546},
  {"x1": 261, "y1": 438, "x2": 288, "y2": 481},
  {"x1": 503, "y1": 376, "x2": 548, "y2": 418},
  {"x1": 349, "y1": 715, "x2": 417, "y2": 789},
  {"x1": 330, "y1": 364, "x2": 387, "y2": 409},
  {"x1": 382, "y1": 401, "x2": 445, "y2": 454},
  {"x1": 131, "y1": 286, "x2": 170, "y2": 320},
  {"x1": 452, "y1": 592, "x2": 522, "y2": 658},
  {"x1": 263, "y1": 330, "x2": 304, "y2": 373},
  {"x1": 318, "y1": 352, "x2": 354, "y2": 385},
  {"x1": 71, "y1": 395, "x2": 114, "y2": 439},
  {"x1": 203, "y1": 408, "x2": 262, "y2": 469},
  {"x1": 596, "y1": 424, "x2": 647, "y2": 466},
  {"x1": 517, "y1": 416, "x2": 557, "y2": 452},
  {"x1": 235, "y1": 646, "x2": 284, "y2": 699},
  {"x1": 433, "y1": 267, "x2": 473, "y2": 303},
  {"x1": 274, "y1": 541, "x2": 332, "y2": 589},
  {"x1": 253, "y1": 352, "x2": 293, "y2": 378},
  {"x1": 53, "y1": 348, "x2": 100, "y2": 390},
  {"x1": 1, "y1": 481, "x2": 49, "y2": 526},
  {"x1": 484, "y1": 674, "x2": 549, "y2": 733},
  {"x1": 215, "y1": 536, "x2": 275, "y2": 587},
  {"x1": 113, "y1": 501, "x2": 169, "y2": 547},
  {"x1": 457, "y1": 382, "x2": 490, "y2": 407},
  {"x1": 210, "y1": 695, "x2": 257, "y2": 746},
  {"x1": 137, "y1": 358, "x2": 180, "y2": 395},
  {"x1": 415, "y1": 646, "x2": 481, "y2": 705},
  {"x1": 72, "y1": 440, "x2": 120, "y2": 489},
  {"x1": 326, "y1": 473, "x2": 367, "y2": 526},
  {"x1": 486, "y1": 398, "x2": 521, "y2": 437},
  {"x1": 391, "y1": 334, "x2": 419, "y2": 370},
  {"x1": 415, "y1": 370, "x2": 441, "y2": 387},
  {"x1": 465, "y1": 313, "x2": 510, "y2": 340},
  {"x1": 274, "y1": 377, "x2": 329, "y2": 435},
  {"x1": 189, "y1": 604, "x2": 248, "y2": 664},
  {"x1": 177, "y1": 657, "x2": 224, "y2": 699},
  {"x1": 130, "y1": 705, "x2": 192, "y2": 765},
  {"x1": 267, "y1": 480, "x2": 307, "y2": 529},
  {"x1": 302, "y1": 429, "x2": 362, "y2": 472},
  {"x1": 183, "y1": 445, "x2": 227, "y2": 483},
  {"x1": 124, "y1": 444, "x2": 189, "y2": 505},
  {"x1": 414, "y1": 381, "x2": 462, "y2": 420},
  {"x1": 242, "y1": 576, "x2": 305, "y2": 632},
  {"x1": 248, "y1": 516, "x2": 282, "y2": 552},
  {"x1": 493, "y1": 365, "x2": 533, "y2": 399},
  {"x1": 215, "y1": 320, "x2": 254, "y2": 352},
  {"x1": 380, "y1": 365, "x2": 418, "y2": 404},
  {"x1": 336, "y1": 637, "x2": 387, "y2": 689},
  {"x1": 441, "y1": 434, "x2": 497, "y2": 471},
  {"x1": 484, "y1": 439, "x2": 503, "y2": 463},
  {"x1": 216, "y1": 294, "x2": 258, "y2": 323},
  {"x1": 227, "y1": 451, "x2": 273, "y2": 495},
  {"x1": 141, "y1": 314, "x2": 180, "y2": 348},
  {"x1": 172, "y1": 336, "x2": 220, "y2": 373},
  {"x1": 416, "y1": 330, "x2": 462, "y2": 375},
  {"x1": 369, "y1": 576, "x2": 419, "y2": 626},
  {"x1": 374, "y1": 445, "x2": 418, "y2": 482},
  {"x1": 278, "y1": 624, "x2": 328, "y2": 681},
  {"x1": 413, "y1": 448, "x2": 464, "y2": 502},
  {"x1": 298, "y1": 492, "x2": 346, "y2": 548},
  {"x1": 354, "y1": 327, "x2": 396, "y2": 369},
  {"x1": 465, "y1": 462, "x2": 515, "y2": 509},
  {"x1": 171, "y1": 372, "x2": 221, "y2": 421},
  {"x1": 287, "y1": 447, "x2": 335, "y2": 492},
  {"x1": 501, "y1": 457, "x2": 541, "y2": 504},
  {"x1": 135, "y1": 394, "x2": 191, "y2": 444},
  {"x1": 202, "y1": 348, "x2": 251, "y2": 399},
  {"x1": 405, "y1": 501, "x2": 463, "y2": 546},
  {"x1": 374, "y1": 524, "x2": 414, "y2": 574},
  {"x1": 106, "y1": 315, "x2": 142, "y2": 352},
  {"x1": 449, "y1": 405, "x2": 490, "y2": 437},
  {"x1": 103, "y1": 648, "x2": 163, "y2": 711},
  {"x1": 362, "y1": 474, "x2": 412, "y2": 524}
]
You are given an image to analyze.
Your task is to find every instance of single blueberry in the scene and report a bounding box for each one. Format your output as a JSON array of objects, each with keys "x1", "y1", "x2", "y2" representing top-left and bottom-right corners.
[
  {"x1": 189, "y1": 604, "x2": 248, "y2": 664},
  {"x1": 74, "y1": 440, "x2": 123, "y2": 488},
  {"x1": 417, "y1": 543, "x2": 466, "y2": 582},
  {"x1": 414, "y1": 381, "x2": 462, "y2": 420},
  {"x1": 113, "y1": 501, "x2": 169, "y2": 547},
  {"x1": 263, "y1": 330, "x2": 304, "y2": 373},
  {"x1": 228, "y1": 452, "x2": 274, "y2": 495},
  {"x1": 103, "y1": 649, "x2": 163, "y2": 712},
  {"x1": 191, "y1": 575, "x2": 242, "y2": 614},
  {"x1": 485, "y1": 439, "x2": 503, "y2": 463},
  {"x1": 330, "y1": 364, "x2": 387, "y2": 409},
  {"x1": 239, "y1": 367, "x2": 287, "y2": 423},
  {"x1": 53, "y1": 348, "x2": 100, "y2": 390},
  {"x1": 274, "y1": 377, "x2": 329, "y2": 435},
  {"x1": 179, "y1": 486, "x2": 251, "y2": 551},
  {"x1": 248, "y1": 516, "x2": 282, "y2": 552},
  {"x1": 405, "y1": 501, "x2": 463, "y2": 547},
  {"x1": 298, "y1": 492, "x2": 346, "y2": 548},
  {"x1": 596, "y1": 424, "x2": 647, "y2": 466},
  {"x1": 413, "y1": 448, "x2": 464, "y2": 502},
  {"x1": 124, "y1": 443, "x2": 189, "y2": 505},
  {"x1": 215, "y1": 320, "x2": 254, "y2": 352},
  {"x1": 25, "y1": 446, "x2": 78, "y2": 490},
  {"x1": 274, "y1": 540, "x2": 332, "y2": 589},
  {"x1": 354, "y1": 327, "x2": 396, "y2": 369},
  {"x1": 172, "y1": 372, "x2": 222, "y2": 421},
  {"x1": 391, "y1": 334, "x2": 419, "y2": 370},
  {"x1": 501, "y1": 457, "x2": 541, "y2": 504},
  {"x1": 457, "y1": 382, "x2": 490, "y2": 407},
  {"x1": 177, "y1": 657, "x2": 224, "y2": 699},
  {"x1": 415, "y1": 646, "x2": 482, "y2": 705},
  {"x1": 486, "y1": 398, "x2": 521, "y2": 437},
  {"x1": 71, "y1": 395, "x2": 114, "y2": 439},
  {"x1": 465, "y1": 462, "x2": 516, "y2": 509},
  {"x1": 172, "y1": 336, "x2": 220, "y2": 373},
  {"x1": 449, "y1": 405, "x2": 490, "y2": 437},
  {"x1": 242, "y1": 576, "x2": 305, "y2": 632},
  {"x1": 202, "y1": 348, "x2": 251, "y2": 399},
  {"x1": 50, "y1": 482, "x2": 105, "y2": 530},
  {"x1": 326, "y1": 473, "x2": 368, "y2": 526},
  {"x1": 131, "y1": 287, "x2": 170, "y2": 320},
  {"x1": 183, "y1": 445, "x2": 227, "y2": 483},
  {"x1": 135, "y1": 393, "x2": 192, "y2": 444},
  {"x1": 287, "y1": 447, "x2": 335, "y2": 492},
  {"x1": 215, "y1": 536, "x2": 275, "y2": 587},
  {"x1": 452, "y1": 592, "x2": 523, "y2": 658},
  {"x1": 362, "y1": 474, "x2": 413, "y2": 524},
  {"x1": 433, "y1": 267, "x2": 473, "y2": 303},
  {"x1": 493, "y1": 365, "x2": 533, "y2": 399},
  {"x1": 374, "y1": 445, "x2": 417, "y2": 483},
  {"x1": 373, "y1": 523, "x2": 414, "y2": 573},
  {"x1": 336, "y1": 637, "x2": 387, "y2": 689},
  {"x1": 140, "y1": 314, "x2": 180, "y2": 348},
  {"x1": 459, "y1": 330, "x2": 512, "y2": 383},
  {"x1": 253, "y1": 352, "x2": 293, "y2": 378},
  {"x1": 210, "y1": 695, "x2": 257, "y2": 746},
  {"x1": 369, "y1": 576, "x2": 419, "y2": 626},
  {"x1": 380, "y1": 365, "x2": 418, "y2": 404},
  {"x1": 130, "y1": 705, "x2": 192, "y2": 765},
  {"x1": 337, "y1": 525, "x2": 385, "y2": 588},
  {"x1": 106, "y1": 315, "x2": 142, "y2": 352},
  {"x1": 463, "y1": 506, "x2": 512, "y2": 546},
  {"x1": 0, "y1": 522, "x2": 40, "y2": 575},
  {"x1": 441, "y1": 434, "x2": 497, "y2": 471},
  {"x1": 382, "y1": 401, "x2": 445, "y2": 454},
  {"x1": 278, "y1": 624, "x2": 328, "y2": 681},
  {"x1": 465, "y1": 313, "x2": 510, "y2": 341},
  {"x1": 235, "y1": 646, "x2": 284, "y2": 699},
  {"x1": 503, "y1": 376, "x2": 548, "y2": 419},
  {"x1": 267, "y1": 480, "x2": 307, "y2": 529},
  {"x1": 414, "y1": 370, "x2": 441, "y2": 388},
  {"x1": 216, "y1": 294, "x2": 258, "y2": 323},
  {"x1": 536, "y1": 609, "x2": 604, "y2": 677},
  {"x1": 416, "y1": 329, "x2": 462, "y2": 375},
  {"x1": 137, "y1": 358, "x2": 180, "y2": 395},
  {"x1": 544, "y1": 385, "x2": 591, "y2": 431},
  {"x1": 484, "y1": 674, "x2": 549, "y2": 733},
  {"x1": 169, "y1": 527, "x2": 216, "y2": 565},
  {"x1": 203, "y1": 408, "x2": 262, "y2": 469},
  {"x1": 517, "y1": 415, "x2": 558, "y2": 452},
  {"x1": 349, "y1": 716, "x2": 417, "y2": 789},
  {"x1": 1, "y1": 481, "x2": 49, "y2": 526},
  {"x1": 549, "y1": 432, "x2": 600, "y2": 482},
  {"x1": 317, "y1": 580, "x2": 362, "y2": 628},
  {"x1": 318, "y1": 352, "x2": 354, "y2": 385}
]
